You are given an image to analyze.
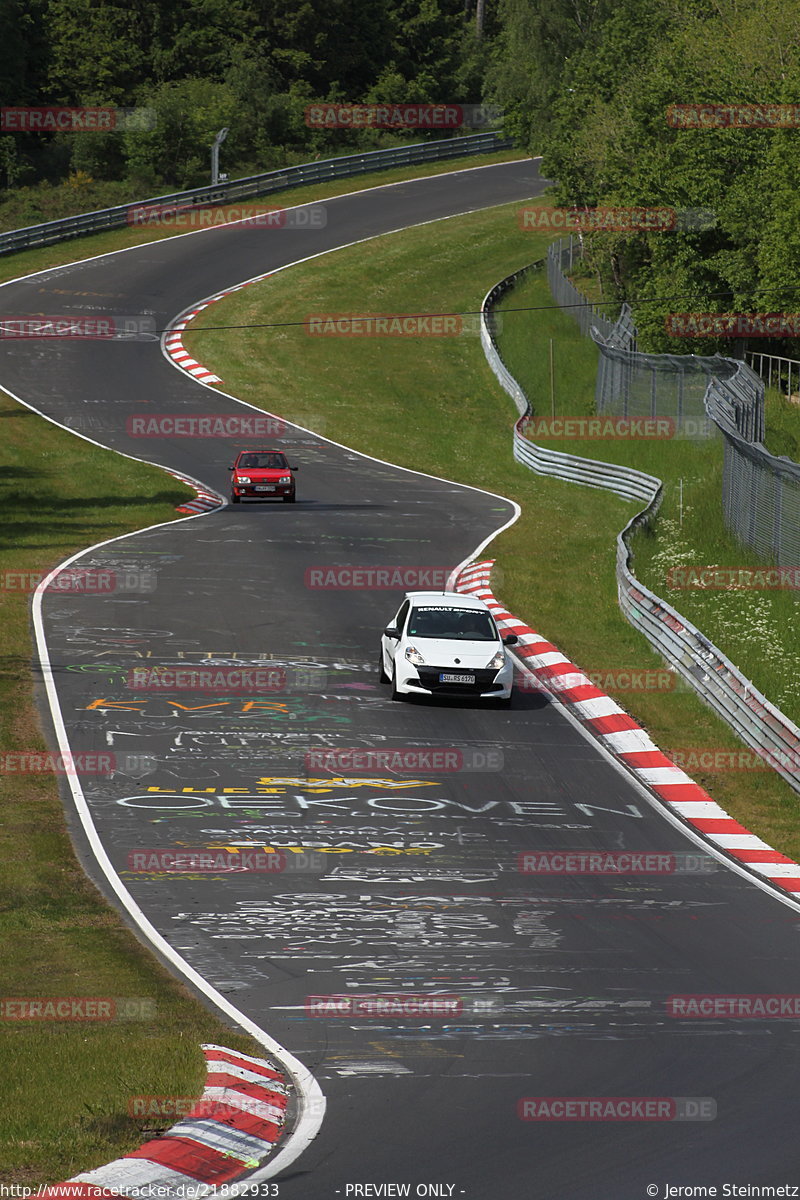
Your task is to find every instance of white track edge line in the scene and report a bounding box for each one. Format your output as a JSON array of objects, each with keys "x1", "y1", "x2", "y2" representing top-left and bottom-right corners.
[
  {"x1": 4, "y1": 164, "x2": 544, "y2": 1185},
  {"x1": 7, "y1": 162, "x2": 543, "y2": 1184},
  {"x1": 32, "y1": 551, "x2": 325, "y2": 1185},
  {"x1": 0, "y1": 156, "x2": 538, "y2": 294}
]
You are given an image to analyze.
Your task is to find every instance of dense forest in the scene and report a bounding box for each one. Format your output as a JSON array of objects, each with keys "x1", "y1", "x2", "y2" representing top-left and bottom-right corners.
[
  {"x1": 493, "y1": 0, "x2": 800, "y2": 351},
  {"x1": 0, "y1": 0, "x2": 497, "y2": 195},
  {"x1": 3, "y1": 0, "x2": 800, "y2": 352}
]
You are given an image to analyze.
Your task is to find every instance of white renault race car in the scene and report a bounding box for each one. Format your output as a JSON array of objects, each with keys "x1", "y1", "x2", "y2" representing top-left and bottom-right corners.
[{"x1": 378, "y1": 590, "x2": 518, "y2": 704}]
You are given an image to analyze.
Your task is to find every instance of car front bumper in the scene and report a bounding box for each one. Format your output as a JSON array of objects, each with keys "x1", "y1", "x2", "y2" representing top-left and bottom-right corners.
[
  {"x1": 396, "y1": 662, "x2": 513, "y2": 699},
  {"x1": 232, "y1": 484, "x2": 294, "y2": 498}
]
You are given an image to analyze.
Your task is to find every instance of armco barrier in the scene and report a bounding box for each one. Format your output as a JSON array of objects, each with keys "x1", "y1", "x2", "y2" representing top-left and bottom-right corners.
[
  {"x1": 482, "y1": 262, "x2": 661, "y2": 505},
  {"x1": 456, "y1": 560, "x2": 800, "y2": 895},
  {"x1": 0, "y1": 133, "x2": 513, "y2": 256},
  {"x1": 480, "y1": 259, "x2": 800, "y2": 797},
  {"x1": 42, "y1": 1045, "x2": 288, "y2": 1193}
]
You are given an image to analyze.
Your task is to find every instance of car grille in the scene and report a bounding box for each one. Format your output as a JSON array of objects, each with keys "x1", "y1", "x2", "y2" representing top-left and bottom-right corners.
[{"x1": 414, "y1": 666, "x2": 502, "y2": 694}]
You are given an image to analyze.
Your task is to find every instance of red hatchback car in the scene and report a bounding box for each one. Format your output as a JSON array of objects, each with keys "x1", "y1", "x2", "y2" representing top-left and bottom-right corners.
[{"x1": 229, "y1": 448, "x2": 298, "y2": 503}]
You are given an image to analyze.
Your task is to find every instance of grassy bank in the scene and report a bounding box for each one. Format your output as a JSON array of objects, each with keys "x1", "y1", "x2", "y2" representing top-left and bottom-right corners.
[{"x1": 0, "y1": 396, "x2": 267, "y2": 1182}]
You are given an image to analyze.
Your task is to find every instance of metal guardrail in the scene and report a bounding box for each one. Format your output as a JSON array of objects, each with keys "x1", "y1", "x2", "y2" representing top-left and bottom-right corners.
[
  {"x1": 747, "y1": 350, "x2": 800, "y2": 401},
  {"x1": 616, "y1": 516, "x2": 800, "y2": 794},
  {"x1": 0, "y1": 132, "x2": 513, "y2": 256},
  {"x1": 482, "y1": 262, "x2": 660, "y2": 505},
  {"x1": 480, "y1": 254, "x2": 800, "y2": 797},
  {"x1": 513, "y1": 427, "x2": 660, "y2": 504}
]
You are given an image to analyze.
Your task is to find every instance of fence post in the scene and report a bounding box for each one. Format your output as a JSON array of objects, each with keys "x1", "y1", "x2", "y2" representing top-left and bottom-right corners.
[{"x1": 773, "y1": 470, "x2": 783, "y2": 564}]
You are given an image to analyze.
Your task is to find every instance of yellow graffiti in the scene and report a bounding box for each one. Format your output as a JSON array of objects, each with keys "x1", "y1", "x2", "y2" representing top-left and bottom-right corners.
[
  {"x1": 206, "y1": 842, "x2": 433, "y2": 856},
  {"x1": 145, "y1": 777, "x2": 440, "y2": 795}
]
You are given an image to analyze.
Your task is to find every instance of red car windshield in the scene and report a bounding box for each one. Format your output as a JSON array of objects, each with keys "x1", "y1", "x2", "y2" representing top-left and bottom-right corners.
[{"x1": 237, "y1": 453, "x2": 287, "y2": 470}]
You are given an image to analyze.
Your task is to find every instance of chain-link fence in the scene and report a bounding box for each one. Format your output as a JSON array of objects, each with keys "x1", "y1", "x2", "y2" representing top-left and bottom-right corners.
[
  {"x1": 548, "y1": 237, "x2": 800, "y2": 563},
  {"x1": 706, "y1": 373, "x2": 800, "y2": 563},
  {"x1": 546, "y1": 238, "x2": 617, "y2": 342},
  {"x1": 481, "y1": 247, "x2": 800, "y2": 799}
]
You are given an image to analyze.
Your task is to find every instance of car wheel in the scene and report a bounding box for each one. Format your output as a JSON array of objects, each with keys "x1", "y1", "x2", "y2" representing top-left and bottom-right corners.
[
  {"x1": 283, "y1": 492, "x2": 296, "y2": 503},
  {"x1": 230, "y1": 493, "x2": 240, "y2": 504},
  {"x1": 390, "y1": 663, "x2": 403, "y2": 701},
  {"x1": 494, "y1": 695, "x2": 512, "y2": 709},
  {"x1": 378, "y1": 649, "x2": 389, "y2": 683}
]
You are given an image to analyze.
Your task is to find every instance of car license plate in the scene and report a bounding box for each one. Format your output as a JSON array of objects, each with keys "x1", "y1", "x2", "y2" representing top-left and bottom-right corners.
[
  {"x1": 440, "y1": 672, "x2": 475, "y2": 684},
  {"x1": 255, "y1": 485, "x2": 276, "y2": 492}
]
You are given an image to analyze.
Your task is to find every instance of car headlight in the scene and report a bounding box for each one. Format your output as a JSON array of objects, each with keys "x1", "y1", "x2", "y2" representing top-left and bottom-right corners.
[
  {"x1": 486, "y1": 650, "x2": 505, "y2": 670},
  {"x1": 278, "y1": 475, "x2": 291, "y2": 483},
  {"x1": 236, "y1": 475, "x2": 251, "y2": 483},
  {"x1": 405, "y1": 645, "x2": 425, "y2": 666}
]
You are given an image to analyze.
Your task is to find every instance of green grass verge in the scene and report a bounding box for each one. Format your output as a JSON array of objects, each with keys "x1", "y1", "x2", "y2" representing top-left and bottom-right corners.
[
  {"x1": 0, "y1": 397, "x2": 267, "y2": 1182},
  {"x1": 183, "y1": 195, "x2": 800, "y2": 865},
  {"x1": 764, "y1": 384, "x2": 800, "y2": 459},
  {"x1": 0, "y1": 151, "x2": 524, "y2": 287}
]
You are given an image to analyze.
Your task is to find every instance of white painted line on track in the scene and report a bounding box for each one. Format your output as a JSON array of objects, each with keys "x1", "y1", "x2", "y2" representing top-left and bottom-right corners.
[{"x1": 1, "y1": 158, "x2": 544, "y2": 1184}]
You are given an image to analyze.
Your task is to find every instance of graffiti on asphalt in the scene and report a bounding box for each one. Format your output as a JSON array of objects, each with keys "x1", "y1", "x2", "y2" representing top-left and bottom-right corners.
[{"x1": 84, "y1": 697, "x2": 353, "y2": 722}]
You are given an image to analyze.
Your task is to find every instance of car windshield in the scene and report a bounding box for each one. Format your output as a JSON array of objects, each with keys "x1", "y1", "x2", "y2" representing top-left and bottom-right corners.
[
  {"x1": 406, "y1": 606, "x2": 497, "y2": 641},
  {"x1": 238, "y1": 453, "x2": 286, "y2": 469}
]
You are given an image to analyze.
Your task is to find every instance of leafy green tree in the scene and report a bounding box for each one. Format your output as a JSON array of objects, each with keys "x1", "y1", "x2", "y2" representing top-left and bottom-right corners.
[
  {"x1": 486, "y1": 0, "x2": 611, "y2": 148},
  {"x1": 122, "y1": 78, "x2": 241, "y2": 189}
]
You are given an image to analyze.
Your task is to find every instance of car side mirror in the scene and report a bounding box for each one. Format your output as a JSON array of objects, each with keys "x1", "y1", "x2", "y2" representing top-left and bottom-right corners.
[
  {"x1": 502, "y1": 633, "x2": 518, "y2": 646},
  {"x1": 384, "y1": 625, "x2": 400, "y2": 638},
  {"x1": 228, "y1": 465, "x2": 234, "y2": 470},
  {"x1": 291, "y1": 464, "x2": 299, "y2": 470}
]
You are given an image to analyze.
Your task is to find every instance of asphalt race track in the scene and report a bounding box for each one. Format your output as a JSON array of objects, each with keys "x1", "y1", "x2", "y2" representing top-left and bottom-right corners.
[{"x1": 3, "y1": 161, "x2": 800, "y2": 1198}]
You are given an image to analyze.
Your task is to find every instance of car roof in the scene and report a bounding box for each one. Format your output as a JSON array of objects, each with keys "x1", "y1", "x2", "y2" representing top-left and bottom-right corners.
[
  {"x1": 403, "y1": 591, "x2": 490, "y2": 611},
  {"x1": 235, "y1": 447, "x2": 286, "y2": 454}
]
